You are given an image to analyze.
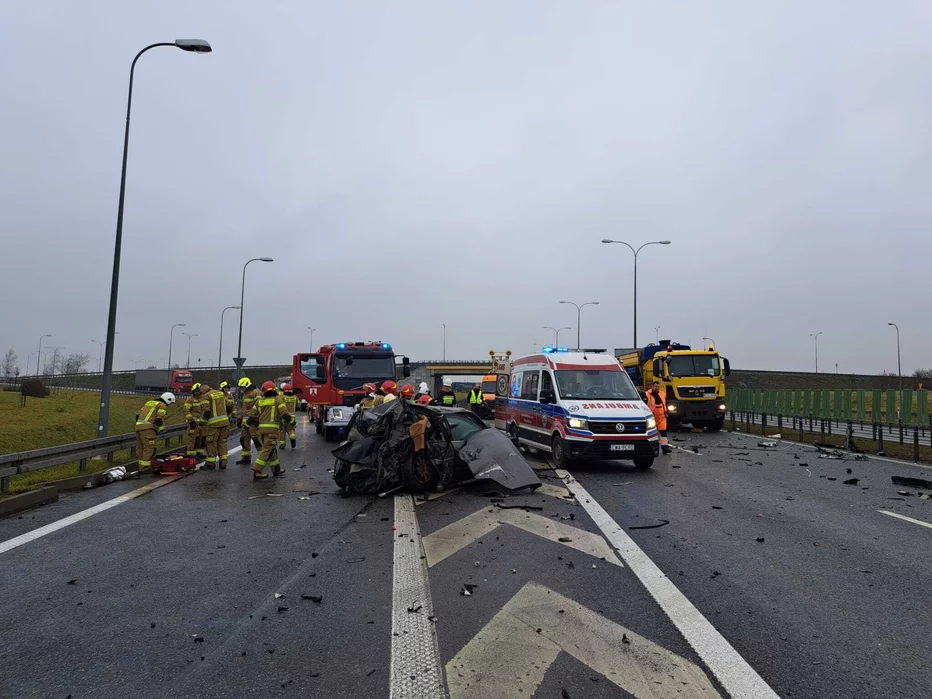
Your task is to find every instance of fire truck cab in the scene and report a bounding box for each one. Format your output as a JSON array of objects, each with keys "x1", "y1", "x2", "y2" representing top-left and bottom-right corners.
[{"x1": 292, "y1": 342, "x2": 409, "y2": 442}]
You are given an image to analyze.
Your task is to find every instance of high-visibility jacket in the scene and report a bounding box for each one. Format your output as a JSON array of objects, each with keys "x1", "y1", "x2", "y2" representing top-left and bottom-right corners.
[
  {"x1": 183, "y1": 394, "x2": 204, "y2": 423},
  {"x1": 439, "y1": 390, "x2": 456, "y2": 406},
  {"x1": 203, "y1": 388, "x2": 233, "y2": 426},
  {"x1": 468, "y1": 388, "x2": 483, "y2": 405},
  {"x1": 646, "y1": 390, "x2": 668, "y2": 431},
  {"x1": 136, "y1": 399, "x2": 167, "y2": 432},
  {"x1": 282, "y1": 393, "x2": 298, "y2": 423},
  {"x1": 359, "y1": 395, "x2": 377, "y2": 410},
  {"x1": 250, "y1": 393, "x2": 291, "y2": 430},
  {"x1": 240, "y1": 388, "x2": 259, "y2": 419}
]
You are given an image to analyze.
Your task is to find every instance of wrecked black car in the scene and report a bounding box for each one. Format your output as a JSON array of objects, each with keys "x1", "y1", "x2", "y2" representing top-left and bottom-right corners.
[{"x1": 331, "y1": 399, "x2": 541, "y2": 495}]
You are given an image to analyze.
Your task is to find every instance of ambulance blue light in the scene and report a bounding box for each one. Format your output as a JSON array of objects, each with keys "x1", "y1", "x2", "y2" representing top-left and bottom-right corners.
[
  {"x1": 381, "y1": 343, "x2": 391, "y2": 349},
  {"x1": 556, "y1": 347, "x2": 569, "y2": 353},
  {"x1": 337, "y1": 343, "x2": 347, "y2": 349},
  {"x1": 542, "y1": 346, "x2": 555, "y2": 353}
]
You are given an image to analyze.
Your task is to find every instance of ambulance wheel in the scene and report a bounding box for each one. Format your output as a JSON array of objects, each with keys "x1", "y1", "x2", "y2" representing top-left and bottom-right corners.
[
  {"x1": 634, "y1": 456, "x2": 654, "y2": 470},
  {"x1": 507, "y1": 423, "x2": 519, "y2": 448},
  {"x1": 551, "y1": 435, "x2": 570, "y2": 469},
  {"x1": 401, "y1": 452, "x2": 439, "y2": 492}
]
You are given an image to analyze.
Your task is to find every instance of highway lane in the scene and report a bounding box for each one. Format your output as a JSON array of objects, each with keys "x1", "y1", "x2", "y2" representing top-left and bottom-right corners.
[{"x1": 2, "y1": 420, "x2": 931, "y2": 698}]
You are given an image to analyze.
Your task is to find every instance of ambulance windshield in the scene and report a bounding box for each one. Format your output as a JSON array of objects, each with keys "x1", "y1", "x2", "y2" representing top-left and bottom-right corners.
[{"x1": 554, "y1": 370, "x2": 640, "y2": 401}]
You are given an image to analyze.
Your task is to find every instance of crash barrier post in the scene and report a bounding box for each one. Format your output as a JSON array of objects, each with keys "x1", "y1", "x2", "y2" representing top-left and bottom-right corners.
[
  {"x1": 914, "y1": 427, "x2": 920, "y2": 462},
  {"x1": 798, "y1": 418, "x2": 803, "y2": 441},
  {"x1": 0, "y1": 423, "x2": 186, "y2": 494},
  {"x1": 777, "y1": 413, "x2": 783, "y2": 431},
  {"x1": 878, "y1": 427, "x2": 884, "y2": 453},
  {"x1": 761, "y1": 413, "x2": 767, "y2": 434},
  {"x1": 820, "y1": 419, "x2": 826, "y2": 442},
  {"x1": 827, "y1": 417, "x2": 832, "y2": 436},
  {"x1": 899, "y1": 421, "x2": 904, "y2": 445},
  {"x1": 809, "y1": 413, "x2": 814, "y2": 432}
]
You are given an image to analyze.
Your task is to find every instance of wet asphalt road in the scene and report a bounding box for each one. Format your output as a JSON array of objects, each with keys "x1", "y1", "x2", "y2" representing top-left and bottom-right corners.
[{"x1": 1, "y1": 419, "x2": 931, "y2": 698}]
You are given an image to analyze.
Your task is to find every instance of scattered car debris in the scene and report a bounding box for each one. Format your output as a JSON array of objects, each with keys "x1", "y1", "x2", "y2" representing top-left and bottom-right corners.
[
  {"x1": 277, "y1": 606, "x2": 289, "y2": 612},
  {"x1": 733, "y1": 452, "x2": 750, "y2": 456},
  {"x1": 758, "y1": 441, "x2": 778, "y2": 448},
  {"x1": 846, "y1": 468, "x2": 852, "y2": 474},
  {"x1": 301, "y1": 594, "x2": 323, "y2": 604},
  {"x1": 712, "y1": 506, "x2": 723, "y2": 510},
  {"x1": 897, "y1": 491, "x2": 913, "y2": 497},
  {"x1": 461, "y1": 584, "x2": 479, "y2": 596},
  {"x1": 892, "y1": 476, "x2": 932, "y2": 489},
  {"x1": 274, "y1": 593, "x2": 284, "y2": 599},
  {"x1": 920, "y1": 494, "x2": 931, "y2": 501},
  {"x1": 827, "y1": 477, "x2": 837, "y2": 481},
  {"x1": 66, "y1": 579, "x2": 78, "y2": 585},
  {"x1": 367, "y1": 669, "x2": 376, "y2": 677},
  {"x1": 843, "y1": 478, "x2": 859, "y2": 485},
  {"x1": 346, "y1": 557, "x2": 366, "y2": 563},
  {"x1": 193, "y1": 636, "x2": 204, "y2": 644},
  {"x1": 407, "y1": 605, "x2": 423, "y2": 614},
  {"x1": 494, "y1": 503, "x2": 543, "y2": 511},
  {"x1": 756, "y1": 537, "x2": 765, "y2": 542},
  {"x1": 799, "y1": 462, "x2": 809, "y2": 467},
  {"x1": 558, "y1": 536, "x2": 573, "y2": 542},
  {"x1": 628, "y1": 519, "x2": 670, "y2": 530},
  {"x1": 622, "y1": 633, "x2": 630, "y2": 644}
]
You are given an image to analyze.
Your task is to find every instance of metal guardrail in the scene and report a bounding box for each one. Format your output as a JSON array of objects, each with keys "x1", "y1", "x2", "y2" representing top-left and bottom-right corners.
[{"x1": 0, "y1": 423, "x2": 187, "y2": 494}]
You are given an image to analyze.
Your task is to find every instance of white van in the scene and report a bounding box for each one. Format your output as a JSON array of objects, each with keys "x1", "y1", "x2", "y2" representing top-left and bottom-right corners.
[{"x1": 494, "y1": 348, "x2": 659, "y2": 469}]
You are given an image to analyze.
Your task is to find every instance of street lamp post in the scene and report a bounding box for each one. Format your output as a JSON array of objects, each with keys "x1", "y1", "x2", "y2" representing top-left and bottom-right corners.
[
  {"x1": 558, "y1": 301, "x2": 599, "y2": 349},
  {"x1": 182, "y1": 332, "x2": 198, "y2": 368},
  {"x1": 443, "y1": 324, "x2": 447, "y2": 361},
  {"x1": 601, "y1": 239, "x2": 672, "y2": 347},
  {"x1": 36, "y1": 333, "x2": 51, "y2": 375},
  {"x1": 97, "y1": 38, "x2": 212, "y2": 438},
  {"x1": 888, "y1": 323, "x2": 902, "y2": 391},
  {"x1": 51, "y1": 347, "x2": 66, "y2": 376},
  {"x1": 809, "y1": 332, "x2": 822, "y2": 373},
  {"x1": 235, "y1": 257, "x2": 274, "y2": 369},
  {"x1": 654, "y1": 326, "x2": 661, "y2": 343},
  {"x1": 218, "y1": 305, "x2": 241, "y2": 386},
  {"x1": 168, "y1": 323, "x2": 186, "y2": 371},
  {"x1": 543, "y1": 326, "x2": 571, "y2": 346},
  {"x1": 702, "y1": 336, "x2": 716, "y2": 349},
  {"x1": 92, "y1": 339, "x2": 104, "y2": 372},
  {"x1": 307, "y1": 327, "x2": 316, "y2": 353}
]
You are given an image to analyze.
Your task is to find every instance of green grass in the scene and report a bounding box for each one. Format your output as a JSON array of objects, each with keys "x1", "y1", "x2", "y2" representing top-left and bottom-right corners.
[{"x1": 1, "y1": 390, "x2": 186, "y2": 496}]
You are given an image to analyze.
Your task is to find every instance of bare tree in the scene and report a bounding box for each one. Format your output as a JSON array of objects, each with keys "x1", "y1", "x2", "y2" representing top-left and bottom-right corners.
[
  {"x1": 146, "y1": 364, "x2": 157, "y2": 370},
  {"x1": 62, "y1": 353, "x2": 91, "y2": 374},
  {"x1": 1, "y1": 348, "x2": 17, "y2": 377},
  {"x1": 913, "y1": 368, "x2": 932, "y2": 380}
]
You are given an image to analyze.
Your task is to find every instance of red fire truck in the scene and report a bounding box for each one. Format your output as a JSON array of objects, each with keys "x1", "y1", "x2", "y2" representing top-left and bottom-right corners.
[{"x1": 292, "y1": 341, "x2": 409, "y2": 441}]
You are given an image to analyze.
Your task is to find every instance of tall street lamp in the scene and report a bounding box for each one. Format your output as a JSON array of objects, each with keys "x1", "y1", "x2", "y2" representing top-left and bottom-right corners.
[
  {"x1": 51, "y1": 347, "x2": 66, "y2": 376},
  {"x1": 307, "y1": 327, "x2": 316, "y2": 353},
  {"x1": 442, "y1": 324, "x2": 447, "y2": 361},
  {"x1": 92, "y1": 339, "x2": 104, "y2": 372},
  {"x1": 558, "y1": 301, "x2": 599, "y2": 349},
  {"x1": 97, "y1": 38, "x2": 212, "y2": 438},
  {"x1": 888, "y1": 323, "x2": 902, "y2": 391},
  {"x1": 182, "y1": 332, "x2": 198, "y2": 368},
  {"x1": 654, "y1": 326, "x2": 661, "y2": 343},
  {"x1": 543, "y1": 326, "x2": 571, "y2": 346},
  {"x1": 702, "y1": 336, "x2": 716, "y2": 349},
  {"x1": 235, "y1": 257, "x2": 274, "y2": 369},
  {"x1": 809, "y1": 332, "x2": 822, "y2": 373},
  {"x1": 168, "y1": 323, "x2": 186, "y2": 370},
  {"x1": 601, "y1": 239, "x2": 672, "y2": 347},
  {"x1": 36, "y1": 333, "x2": 51, "y2": 376},
  {"x1": 218, "y1": 305, "x2": 241, "y2": 386}
]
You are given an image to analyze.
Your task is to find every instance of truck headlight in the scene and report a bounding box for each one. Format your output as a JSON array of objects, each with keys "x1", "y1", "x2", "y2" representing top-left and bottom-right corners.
[
  {"x1": 331, "y1": 408, "x2": 344, "y2": 420},
  {"x1": 667, "y1": 403, "x2": 678, "y2": 413},
  {"x1": 718, "y1": 403, "x2": 727, "y2": 411},
  {"x1": 567, "y1": 417, "x2": 588, "y2": 429},
  {"x1": 647, "y1": 417, "x2": 656, "y2": 429}
]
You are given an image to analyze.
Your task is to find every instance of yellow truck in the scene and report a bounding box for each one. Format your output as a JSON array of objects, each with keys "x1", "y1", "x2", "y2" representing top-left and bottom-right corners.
[{"x1": 618, "y1": 341, "x2": 730, "y2": 431}]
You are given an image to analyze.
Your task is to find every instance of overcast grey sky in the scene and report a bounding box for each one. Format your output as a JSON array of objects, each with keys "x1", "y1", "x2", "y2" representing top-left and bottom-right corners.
[{"x1": 2, "y1": 1, "x2": 931, "y2": 375}]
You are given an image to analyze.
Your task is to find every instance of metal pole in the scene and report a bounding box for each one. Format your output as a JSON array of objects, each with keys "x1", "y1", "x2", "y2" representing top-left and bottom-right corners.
[
  {"x1": 442, "y1": 324, "x2": 446, "y2": 361},
  {"x1": 810, "y1": 332, "x2": 822, "y2": 373},
  {"x1": 601, "y1": 240, "x2": 670, "y2": 348},
  {"x1": 219, "y1": 306, "x2": 240, "y2": 386},
  {"x1": 236, "y1": 258, "x2": 273, "y2": 367},
  {"x1": 97, "y1": 41, "x2": 209, "y2": 438},
  {"x1": 36, "y1": 334, "x2": 50, "y2": 376},
  {"x1": 183, "y1": 332, "x2": 197, "y2": 368},
  {"x1": 168, "y1": 323, "x2": 184, "y2": 371},
  {"x1": 307, "y1": 327, "x2": 315, "y2": 353},
  {"x1": 92, "y1": 340, "x2": 104, "y2": 372}
]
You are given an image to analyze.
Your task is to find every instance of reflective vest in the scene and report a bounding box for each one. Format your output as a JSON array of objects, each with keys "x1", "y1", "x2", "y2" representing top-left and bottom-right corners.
[
  {"x1": 183, "y1": 394, "x2": 204, "y2": 422},
  {"x1": 136, "y1": 399, "x2": 167, "y2": 431},
  {"x1": 283, "y1": 394, "x2": 298, "y2": 414},
  {"x1": 252, "y1": 395, "x2": 289, "y2": 429},
  {"x1": 240, "y1": 388, "x2": 259, "y2": 419},
  {"x1": 440, "y1": 391, "x2": 456, "y2": 406},
  {"x1": 468, "y1": 389, "x2": 483, "y2": 405},
  {"x1": 647, "y1": 391, "x2": 667, "y2": 418},
  {"x1": 359, "y1": 396, "x2": 377, "y2": 410},
  {"x1": 204, "y1": 389, "x2": 231, "y2": 426}
]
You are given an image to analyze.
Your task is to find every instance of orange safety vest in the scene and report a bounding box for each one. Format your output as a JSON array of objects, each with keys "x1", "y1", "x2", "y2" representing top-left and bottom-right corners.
[{"x1": 646, "y1": 390, "x2": 667, "y2": 431}]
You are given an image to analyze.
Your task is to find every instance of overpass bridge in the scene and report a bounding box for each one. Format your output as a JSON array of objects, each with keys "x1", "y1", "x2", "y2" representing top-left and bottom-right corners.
[{"x1": 405, "y1": 360, "x2": 497, "y2": 394}]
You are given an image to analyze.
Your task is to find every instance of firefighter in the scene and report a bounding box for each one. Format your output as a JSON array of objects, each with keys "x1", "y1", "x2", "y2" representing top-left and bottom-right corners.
[
  {"x1": 200, "y1": 384, "x2": 235, "y2": 470},
  {"x1": 399, "y1": 383, "x2": 416, "y2": 402},
  {"x1": 646, "y1": 380, "x2": 672, "y2": 454},
  {"x1": 135, "y1": 392, "x2": 174, "y2": 470},
  {"x1": 416, "y1": 394, "x2": 433, "y2": 406},
  {"x1": 467, "y1": 383, "x2": 483, "y2": 414},
  {"x1": 281, "y1": 384, "x2": 299, "y2": 448},
  {"x1": 235, "y1": 377, "x2": 260, "y2": 465},
  {"x1": 359, "y1": 383, "x2": 379, "y2": 410},
  {"x1": 220, "y1": 381, "x2": 235, "y2": 427},
  {"x1": 380, "y1": 380, "x2": 398, "y2": 403},
  {"x1": 415, "y1": 382, "x2": 433, "y2": 405},
  {"x1": 438, "y1": 377, "x2": 457, "y2": 407},
  {"x1": 184, "y1": 384, "x2": 208, "y2": 459},
  {"x1": 247, "y1": 380, "x2": 292, "y2": 480}
]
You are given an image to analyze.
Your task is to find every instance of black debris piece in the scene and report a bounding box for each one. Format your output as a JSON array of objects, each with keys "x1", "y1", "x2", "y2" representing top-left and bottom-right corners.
[
  {"x1": 843, "y1": 478, "x2": 859, "y2": 485},
  {"x1": 277, "y1": 606, "x2": 289, "y2": 612},
  {"x1": 301, "y1": 594, "x2": 323, "y2": 604},
  {"x1": 381, "y1": 517, "x2": 390, "y2": 521},
  {"x1": 66, "y1": 579, "x2": 78, "y2": 585},
  {"x1": 407, "y1": 605, "x2": 423, "y2": 614},
  {"x1": 495, "y1": 503, "x2": 543, "y2": 511},
  {"x1": 799, "y1": 462, "x2": 809, "y2": 467},
  {"x1": 461, "y1": 583, "x2": 479, "y2": 596},
  {"x1": 558, "y1": 536, "x2": 573, "y2": 542},
  {"x1": 562, "y1": 690, "x2": 571, "y2": 699},
  {"x1": 367, "y1": 669, "x2": 376, "y2": 677},
  {"x1": 712, "y1": 460, "x2": 724, "y2": 463},
  {"x1": 712, "y1": 506, "x2": 723, "y2": 510},
  {"x1": 827, "y1": 477, "x2": 837, "y2": 481},
  {"x1": 756, "y1": 537, "x2": 765, "y2": 542},
  {"x1": 846, "y1": 468, "x2": 852, "y2": 474},
  {"x1": 897, "y1": 491, "x2": 913, "y2": 497},
  {"x1": 311, "y1": 552, "x2": 319, "y2": 558},
  {"x1": 629, "y1": 519, "x2": 670, "y2": 530},
  {"x1": 346, "y1": 557, "x2": 366, "y2": 563},
  {"x1": 733, "y1": 452, "x2": 750, "y2": 456},
  {"x1": 892, "y1": 476, "x2": 932, "y2": 489},
  {"x1": 150, "y1": 623, "x2": 156, "y2": 629},
  {"x1": 622, "y1": 633, "x2": 630, "y2": 644},
  {"x1": 194, "y1": 637, "x2": 205, "y2": 644}
]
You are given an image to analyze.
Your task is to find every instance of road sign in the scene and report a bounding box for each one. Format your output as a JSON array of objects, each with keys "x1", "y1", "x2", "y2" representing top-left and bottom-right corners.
[
  {"x1": 447, "y1": 582, "x2": 719, "y2": 698},
  {"x1": 232, "y1": 357, "x2": 246, "y2": 367}
]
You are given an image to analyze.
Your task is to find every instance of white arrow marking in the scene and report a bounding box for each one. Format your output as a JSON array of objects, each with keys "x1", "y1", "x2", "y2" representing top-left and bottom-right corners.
[
  {"x1": 423, "y1": 506, "x2": 622, "y2": 568},
  {"x1": 446, "y1": 582, "x2": 720, "y2": 699}
]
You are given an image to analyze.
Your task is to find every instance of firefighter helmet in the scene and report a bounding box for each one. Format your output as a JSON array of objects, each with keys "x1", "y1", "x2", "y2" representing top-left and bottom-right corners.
[
  {"x1": 219, "y1": 381, "x2": 230, "y2": 390},
  {"x1": 160, "y1": 392, "x2": 176, "y2": 405},
  {"x1": 416, "y1": 394, "x2": 432, "y2": 405},
  {"x1": 237, "y1": 377, "x2": 252, "y2": 389},
  {"x1": 381, "y1": 380, "x2": 398, "y2": 395},
  {"x1": 191, "y1": 382, "x2": 202, "y2": 394},
  {"x1": 363, "y1": 382, "x2": 377, "y2": 394},
  {"x1": 417, "y1": 382, "x2": 430, "y2": 395},
  {"x1": 282, "y1": 383, "x2": 293, "y2": 393},
  {"x1": 442, "y1": 377, "x2": 453, "y2": 387},
  {"x1": 261, "y1": 380, "x2": 277, "y2": 393},
  {"x1": 400, "y1": 383, "x2": 415, "y2": 398}
]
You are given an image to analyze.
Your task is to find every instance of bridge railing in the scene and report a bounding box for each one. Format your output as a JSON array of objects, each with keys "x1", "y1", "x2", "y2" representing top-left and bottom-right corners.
[{"x1": 0, "y1": 424, "x2": 187, "y2": 494}]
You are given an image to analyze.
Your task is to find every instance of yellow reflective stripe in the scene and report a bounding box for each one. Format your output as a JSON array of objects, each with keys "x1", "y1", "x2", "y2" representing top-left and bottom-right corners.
[{"x1": 259, "y1": 423, "x2": 279, "y2": 428}]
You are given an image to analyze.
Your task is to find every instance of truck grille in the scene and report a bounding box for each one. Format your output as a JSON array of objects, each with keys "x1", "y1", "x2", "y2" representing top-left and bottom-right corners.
[
  {"x1": 588, "y1": 421, "x2": 648, "y2": 435},
  {"x1": 341, "y1": 394, "x2": 363, "y2": 408},
  {"x1": 678, "y1": 386, "x2": 717, "y2": 398}
]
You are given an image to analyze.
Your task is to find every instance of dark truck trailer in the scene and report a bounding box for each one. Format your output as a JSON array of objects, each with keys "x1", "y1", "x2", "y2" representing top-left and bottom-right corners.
[{"x1": 135, "y1": 369, "x2": 194, "y2": 393}]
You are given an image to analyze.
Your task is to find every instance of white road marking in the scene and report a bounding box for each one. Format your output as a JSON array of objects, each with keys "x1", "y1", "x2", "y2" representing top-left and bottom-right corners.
[
  {"x1": 556, "y1": 469, "x2": 780, "y2": 699},
  {"x1": 390, "y1": 494, "x2": 445, "y2": 699},
  {"x1": 878, "y1": 510, "x2": 932, "y2": 530},
  {"x1": 422, "y1": 506, "x2": 622, "y2": 568},
  {"x1": 0, "y1": 444, "x2": 243, "y2": 555},
  {"x1": 446, "y1": 582, "x2": 719, "y2": 699}
]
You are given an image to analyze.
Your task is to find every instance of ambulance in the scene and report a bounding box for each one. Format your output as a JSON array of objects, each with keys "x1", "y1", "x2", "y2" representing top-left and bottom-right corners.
[{"x1": 494, "y1": 347, "x2": 659, "y2": 469}]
